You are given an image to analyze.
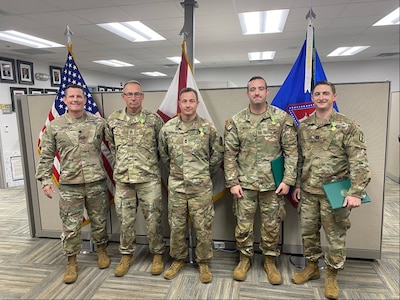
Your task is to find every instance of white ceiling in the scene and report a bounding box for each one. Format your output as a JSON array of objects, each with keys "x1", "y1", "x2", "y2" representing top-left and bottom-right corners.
[{"x1": 0, "y1": 0, "x2": 398, "y2": 79}]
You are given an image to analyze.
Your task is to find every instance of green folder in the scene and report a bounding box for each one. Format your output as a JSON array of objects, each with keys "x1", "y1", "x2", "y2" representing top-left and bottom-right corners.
[
  {"x1": 322, "y1": 178, "x2": 370, "y2": 210},
  {"x1": 270, "y1": 156, "x2": 284, "y2": 187}
]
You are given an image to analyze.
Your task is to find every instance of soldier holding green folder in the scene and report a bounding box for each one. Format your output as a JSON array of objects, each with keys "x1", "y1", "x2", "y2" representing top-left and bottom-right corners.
[
  {"x1": 224, "y1": 76, "x2": 298, "y2": 284},
  {"x1": 291, "y1": 80, "x2": 371, "y2": 300}
]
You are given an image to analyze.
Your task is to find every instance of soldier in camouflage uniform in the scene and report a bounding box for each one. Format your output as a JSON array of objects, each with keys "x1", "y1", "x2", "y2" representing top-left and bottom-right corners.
[
  {"x1": 35, "y1": 84, "x2": 110, "y2": 284},
  {"x1": 158, "y1": 87, "x2": 224, "y2": 284},
  {"x1": 291, "y1": 81, "x2": 370, "y2": 300},
  {"x1": 224, "y1": 76, "x2": 298, "y2": 284},
  {"x1": 106, "y1": 80, "x2": 166, "y2": 277}
]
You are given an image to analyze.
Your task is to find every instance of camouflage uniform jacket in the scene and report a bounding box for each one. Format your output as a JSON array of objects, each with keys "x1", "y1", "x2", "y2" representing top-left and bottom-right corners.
[
  {"x1": 158, "y1": 114, "x2": 224, "y2": 194},
  {"x1": 106, "y1": 108, "x2": 164, "y2": 183},
  {"x1": 35, "y1": 112, "x2": 107, "y2": 186},
  {"x1": 296, "y1": 110, "x2": 371, "y2": 197},
  {"x1": 224, "y1": 103, "x2": 298, "y2": 191}
]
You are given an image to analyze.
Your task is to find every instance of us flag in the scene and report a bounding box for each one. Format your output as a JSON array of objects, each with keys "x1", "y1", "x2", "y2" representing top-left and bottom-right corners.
[{"x1": 37, "y1": 44, "x2": 115, "y2": 224}]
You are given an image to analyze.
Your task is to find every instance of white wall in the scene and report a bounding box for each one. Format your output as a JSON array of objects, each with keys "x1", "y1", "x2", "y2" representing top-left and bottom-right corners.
[
  {"x1": 139, "y1": 59, "x2": 399, "y2": 92},
  {"x1": 0, "y1": 56, "x2": 399, "y2": 187}
]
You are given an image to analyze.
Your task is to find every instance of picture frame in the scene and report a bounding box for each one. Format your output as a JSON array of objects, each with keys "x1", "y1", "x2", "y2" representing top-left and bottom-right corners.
[
  {"x1": 29, "y1": 88, "x2": 44, "y2": 95},
  {"x1": 97, "y1": 85, "x2": 106, "y2": 92},
  {"x1": 10, "y1": 87, "x2": 28, "y2": 112},
  {"x1": 17, "y1": 60, "x2": 34, "y2": 85},
  {"x1": 45, "y1": 88, "x2": 58, "y2": 94},
  {"x1": 0, "y1": 57, "x2": 16, "y2": 83},
  {"x1": 50, "y1": 66, "x2": 62, "y2": 87}
]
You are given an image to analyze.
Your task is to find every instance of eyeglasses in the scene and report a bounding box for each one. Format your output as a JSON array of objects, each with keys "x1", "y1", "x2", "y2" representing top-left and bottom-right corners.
[{"x1": 123, "y1": 92, "x2": 143, "y2": 97}]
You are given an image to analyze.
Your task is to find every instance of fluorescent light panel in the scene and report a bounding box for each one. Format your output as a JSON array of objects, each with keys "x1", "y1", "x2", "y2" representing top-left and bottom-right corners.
[
  {"x1": 373, "y1": 7, "x2": 399, "y2": 26},
  {"x1": 327, "y1": 46, "x2": 370, "y2": 57},
  {"x1": 93, "y1": 60, "x2": 134, "y2": 67},
  {"x1": 97, "y1": 21, "x2": 165, "y2": 42},
  {"x1": 239, "y1": 9, "x2": 289, "y2": 34},
  {"x1": 248, "y1": 51, "x2": 275, "y2": 61},
  {"x1": 141, "y1": 71, "x2": 167, "y2": 77},
  {"x1": 167, "y1": 56, "x2": 200, "y2": 64},
  {"x1": 0, "y1": 30, "x2": 63, "y2": 48}
]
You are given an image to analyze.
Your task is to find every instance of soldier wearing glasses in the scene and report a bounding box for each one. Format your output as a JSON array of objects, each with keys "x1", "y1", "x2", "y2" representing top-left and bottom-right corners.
[{"x1": 106, "y1": 80, "x2": 166, "y2": 277}]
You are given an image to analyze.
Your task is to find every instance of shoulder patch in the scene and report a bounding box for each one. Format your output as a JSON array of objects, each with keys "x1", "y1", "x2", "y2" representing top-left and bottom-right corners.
[{"x1": 225, "y1": 119, "x2": 233, "y2": 131}]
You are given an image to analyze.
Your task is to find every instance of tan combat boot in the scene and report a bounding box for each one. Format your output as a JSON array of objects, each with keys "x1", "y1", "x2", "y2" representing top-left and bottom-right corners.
[
  {"x1": 114, "y1": 254, "x2": 134, "y2": 277},
  {"x1": 264, "y1": 256, "x2": 282, "y2": 285},
  {"x1": 233, "y1": 253, "x2": 251, "y2": 281},
  {"x1": 63, "y1": 255, "x2": 78, "y2": 284},
  {"x1": 151, "y1": 254, "x2": 164, "y2": 275},
  {"x1": 292, "y1": 260, "x2": 320, "y2": 284},
  {"x1": 325, "y1": 267, "x2": 339, "y2": 299},
  {"x1": 96, "y1": 243, "x2": 110, "y2": 269},
  {"x1": 164, "y1": 259, "x2": 185, "y2": 280},
  {"x1": 198, "y1": 263, "x2": 212, "y2": 284}
]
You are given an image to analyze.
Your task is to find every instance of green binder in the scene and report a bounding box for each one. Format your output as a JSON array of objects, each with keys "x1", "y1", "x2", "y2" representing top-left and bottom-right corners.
[
  {"x1": 322, "y1": 178, "x2": 370, "y2": 210},
  {"x1": 270, "y1": 156, "x2": 284, "y2": 187}
]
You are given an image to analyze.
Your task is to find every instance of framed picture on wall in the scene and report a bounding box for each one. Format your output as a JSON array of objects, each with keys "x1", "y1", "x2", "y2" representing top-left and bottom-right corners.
[
  {"x1": 17, "y1": 60, "x2": 34, "y2": 85},
  {"x1": 10, "y1": 87, "x2": 28, "y2": 111},
  {"x1": 45, "y1": 88, "x2": 58, "y2": 94},
  {"x1": 50, "y1": 66, "x2": 62, "y2": 87},
  {"x1": 98, "y1": 85, "x2": 106, "y2": 92},
  {"x1": 0, "y1": 57, "x2": 16, "y2": 83},
  {"x1": 29, "y1": 88, "x2": 44, "y2": 95}
]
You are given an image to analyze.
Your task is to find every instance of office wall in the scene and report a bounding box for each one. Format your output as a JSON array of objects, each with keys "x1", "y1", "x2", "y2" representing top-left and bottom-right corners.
[
  {"x1": 386, "y1": 92, "x2": 399, "y2": 182},
  {"x1": 19, "y1": 81, "x2": 389, "y2": 259}
]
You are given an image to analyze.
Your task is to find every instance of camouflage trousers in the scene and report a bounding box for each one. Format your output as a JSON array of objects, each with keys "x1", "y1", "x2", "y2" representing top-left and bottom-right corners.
[
  {"x1": 59, "y1": 180, "x2": 109, "y2": 256},
  {"x1": 233, "y1": 189, "x2": 286, "y2": 257},
  {"x1": 168, "y1": 188, "x2": 215, "y2": 263},
  {"x1": 299, "y1": 190, "x2": 351, "y2": 269},
  {"x1": 114, "y1": 180, "x2": 165, "y2": 255}
]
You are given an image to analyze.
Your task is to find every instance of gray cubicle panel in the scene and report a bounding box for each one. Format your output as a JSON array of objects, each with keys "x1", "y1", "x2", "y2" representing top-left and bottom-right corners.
[{"x1": 18, "y1": 82, "x2": 389, "y2": 259}]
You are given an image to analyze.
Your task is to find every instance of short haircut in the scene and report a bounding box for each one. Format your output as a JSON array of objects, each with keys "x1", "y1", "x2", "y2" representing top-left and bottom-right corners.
[
  {"x1": 247, "y1": 76, "x2": 268, "y2": 91},
  {"x1": 179, "y1": 87, "x2": 198, "y2": 100},
  {"x1": 313, "y1": 80, "x2": 336, "y2": 94},
  {"x1": 65, "y1": 84, "x2": 85, "y2": 96},
  {"x1": 123, "y1": 80, "x2": 142, "y2": 89}
]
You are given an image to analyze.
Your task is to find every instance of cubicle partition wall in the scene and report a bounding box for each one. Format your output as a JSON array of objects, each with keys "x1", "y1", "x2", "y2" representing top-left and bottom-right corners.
[{"x1": 17, "y1": 81, "x2": 390, "y2": 259}]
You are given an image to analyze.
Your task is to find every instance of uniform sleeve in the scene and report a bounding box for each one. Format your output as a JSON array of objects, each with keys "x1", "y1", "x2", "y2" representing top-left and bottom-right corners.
[
  {"x1": 208, "y1": 124, "x2": 224, "y2": 177},
  {"x1": 295, "y1": 126, "x2": 304, "y2": 188},
  {"x1": 223, "y1": 118, "x2": 240, "y2": 188},
  {"x1": 344, "y1": 121, "x2": 371, "y2": 198},
  {"x1": 280, "y1": 115, "x2": 298, "y2": 186},
  {"x1": 158, "y1": 127, "x2": 170, "y2": 170},
  {"x1": 35, "y1": 125, "x2": 56, "y2": 187},
  {"x1": 105, "y1": 118, "x2": 116, "y2": 159}
]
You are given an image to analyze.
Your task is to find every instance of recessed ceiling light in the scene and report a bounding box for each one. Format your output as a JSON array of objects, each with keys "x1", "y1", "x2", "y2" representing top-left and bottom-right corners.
[
  {"x1": 373, "y1": 7, "x2": 399, "y2": 26},
  {"x1": 0, "y1": 30, "x2": 63, "y2": 48},
  {"x1": 248, "y1": 51, "x2": 276, "y2": 61},
  {"x1": 93, "y1": 60, "x2": 134, "y2": 67},
  {"x1": 238, "y1": 9, "x2": 289, "y2": 34},
  {"x1": 97, "y1": 21, "x2": 165, "y2": 42},
  {"x1": 167, "y1": 56, "x2": 200, "y2": 64},
  {"x1": 141, "y1": 71, "x2": 167, "y2": 77},
  {"x1": 327, "y1": 46, "x2": 370, "y2": 57}
]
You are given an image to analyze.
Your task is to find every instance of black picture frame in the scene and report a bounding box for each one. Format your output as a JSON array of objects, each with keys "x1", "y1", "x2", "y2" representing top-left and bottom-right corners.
[
  {"x1": 10, "y1": 87, "x2": 28, "y2": 112},
  {"x1": 17, "y1": 60, "x2": 34, "y2": 85},
  {"x1": 0, "y1": 57, "x2": 17, "y2": 83},
  {"x1": 97, "y1": 85, "x2": 106, "y2": 92},
  {"x1": 50, "y1": 66, "x2": 62, "y2": 87},
  {"x1": 45, "y1": 88, "x2": 58, "y2": 94},
  {"x1": 29, "y1": 88, "x2": 44, "y2": 95}
]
